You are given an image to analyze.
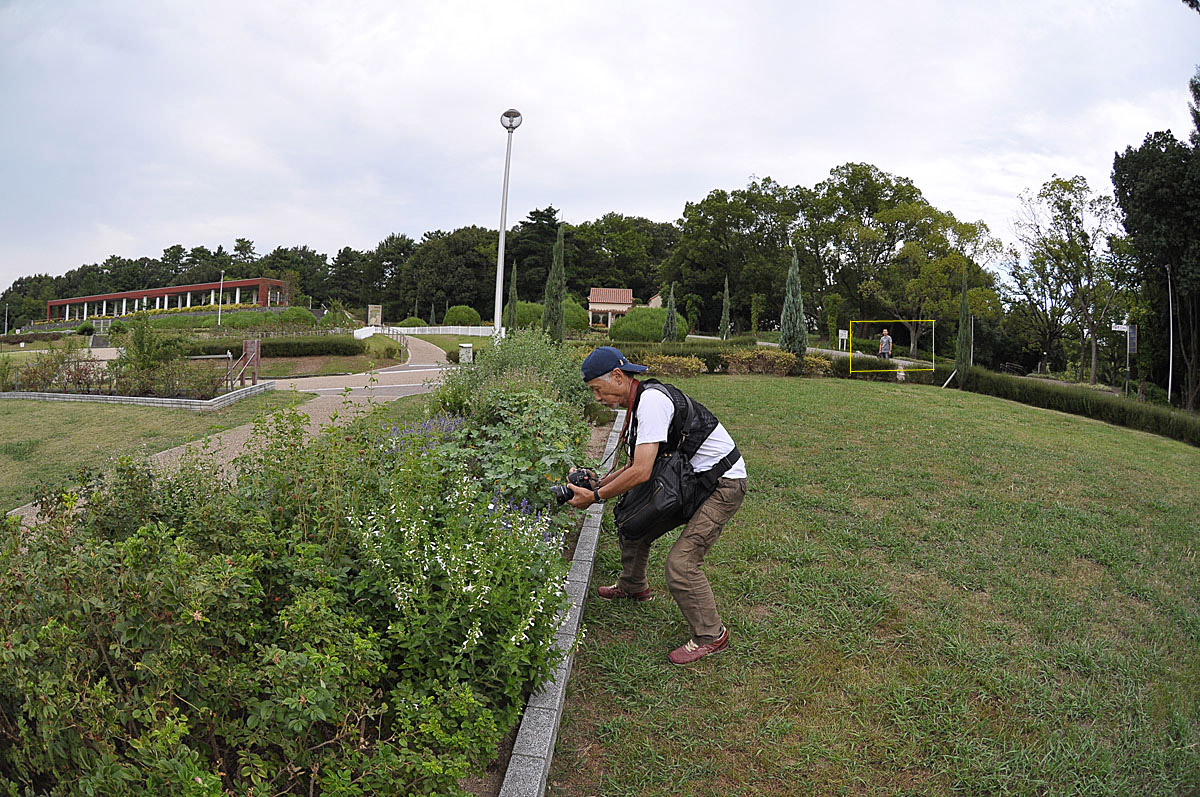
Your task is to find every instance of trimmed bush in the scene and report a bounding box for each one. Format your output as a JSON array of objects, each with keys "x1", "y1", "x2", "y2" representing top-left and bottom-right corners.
[
  {"x1": 185, "y1": 335, "x2": 366, "y2": 358},
  {"x1": 276, "y1": 306, "x2": 318, "y2": 326},
  {"x1": 108, "y1": 320, "x2": 128, "y2": 335},
  {"x1": 724, "y1": 348, "x2": 797, "y2": 376},
  {"x1": 643, "y1": 354, "x2": 706, "y2": 378},
  {"x1": 0, "y1": 331, "x2": 64, "y2": 345},
  {"x1": 801, "y1": 354, "x2": 833, "y2": 377},
  {"x1": 442, "y1": 305, "x2": 483, "y2": 326},
  {"x1": 563, "y1": 297, "x2": 589, "y2": 331},
  {"x1": 397, "y1": 316, "x2": 427, "y2": 327},
  {"x1": 567, "y1": 336, "x2": 757, "y2": 374},
  {"x1": 75, "y1": 322, "x2": 94, "y2": 336},
  {"x1": 514, "y1": 301, "x2": 544, "y2": 329},
  {"x1": 609, "y1": 307, "x2": 688, "y2": 342}
]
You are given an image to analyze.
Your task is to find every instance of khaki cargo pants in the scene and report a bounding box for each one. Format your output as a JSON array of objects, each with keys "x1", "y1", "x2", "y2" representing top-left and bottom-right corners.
[{"x1": 618, "y1": 477, "x2": 748, "y2": 644}]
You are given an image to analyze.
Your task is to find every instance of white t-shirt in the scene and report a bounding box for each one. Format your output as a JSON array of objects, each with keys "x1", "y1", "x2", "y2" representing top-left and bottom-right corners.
[{"x1": 634, "y1": 388, "x2": 747, "y2": 480}]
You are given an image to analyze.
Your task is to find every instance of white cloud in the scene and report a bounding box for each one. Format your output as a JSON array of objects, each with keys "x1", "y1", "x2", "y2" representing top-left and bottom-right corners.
[{"x1": 1, "y1": 0, "x2": 1197, "y2": 290}]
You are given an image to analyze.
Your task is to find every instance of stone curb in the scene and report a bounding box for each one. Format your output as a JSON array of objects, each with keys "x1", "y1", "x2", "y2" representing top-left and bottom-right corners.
[
  {"x1": 0, "y1": 381, "x2": 274, "y2": 411},
  {"x1": 499, "y1": 410, "x2": 625, "y2": 797}
]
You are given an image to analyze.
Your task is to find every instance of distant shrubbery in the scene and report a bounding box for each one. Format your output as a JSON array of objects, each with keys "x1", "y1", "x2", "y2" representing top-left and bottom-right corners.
[
  {"x1": 185, "y1": 335, "x2": 366, "y2": 358},
  {"x1": 0, "y1": 331, "x2": 64, "y2": 345},
  {"x1": 442, "y1": 305, "x2": 483, "y2": 326},
  {"x1": 75, "y1": 321, "x2": 94, "y2": 336},
  {"x1": 608, "y1": 307, "x2": 688, "y2": 342},
  {"x1": 397, "y1": 316, "x2": 426, "y2": 327}
]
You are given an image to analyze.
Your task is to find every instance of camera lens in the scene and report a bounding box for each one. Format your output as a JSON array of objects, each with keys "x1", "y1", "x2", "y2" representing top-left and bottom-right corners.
[{"x1": 550, "y1": 484, "x2": 572, "y2": 505}]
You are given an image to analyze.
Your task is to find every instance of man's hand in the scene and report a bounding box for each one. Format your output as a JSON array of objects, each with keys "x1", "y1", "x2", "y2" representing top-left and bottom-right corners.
[{"x1": 566, "y1": 482, "x2": 594, "y2": 509}]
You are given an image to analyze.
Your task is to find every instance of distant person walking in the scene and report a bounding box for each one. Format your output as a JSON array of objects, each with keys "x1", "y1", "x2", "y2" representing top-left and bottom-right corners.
[{"x1": 879, "y1": 329, "x2": 892, "y2": 359}]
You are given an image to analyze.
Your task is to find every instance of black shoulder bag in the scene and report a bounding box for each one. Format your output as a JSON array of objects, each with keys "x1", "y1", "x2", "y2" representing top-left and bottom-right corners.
[{"x1": 614, "y1": 384, "x2": 738, "y2": 544}]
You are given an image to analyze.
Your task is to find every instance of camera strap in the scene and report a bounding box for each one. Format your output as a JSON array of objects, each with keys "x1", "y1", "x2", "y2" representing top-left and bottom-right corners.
[{"x1": 599, "y1": 376, "x2": 640, "y2": 479}]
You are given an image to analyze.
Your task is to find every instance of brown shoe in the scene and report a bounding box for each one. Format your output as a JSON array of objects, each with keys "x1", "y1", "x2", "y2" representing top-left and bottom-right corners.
[
  {"x1": 596, "y1": 583, "x2": 652, "y2": 602},
  {"x1": 668, "y1": 626, "x2": 730, "y2": 665}
]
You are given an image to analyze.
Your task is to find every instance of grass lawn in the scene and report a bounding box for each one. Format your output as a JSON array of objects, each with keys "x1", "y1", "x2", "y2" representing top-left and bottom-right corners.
[
  {"x1": 256, "y1": 335, "x2": 406, "y2": 377},
  {"x1": 411, "y1": 334, "x2": 494, "y2": 355},
  {"x1": 0, "y1": 390, "x2": 316, "y2": 512},
  {"x1": 551, "y1": 375, "x2": 1200, "y2": 796}
]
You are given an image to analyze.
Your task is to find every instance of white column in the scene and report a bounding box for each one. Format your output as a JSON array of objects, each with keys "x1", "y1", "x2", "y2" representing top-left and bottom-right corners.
[
  {"x1": 209, "y1": 289, "x2": 215, "y2": 305},
  {"x1": 121, "y1": 298, "x2": 127, "y2": 315},
  {"x1": 102, "y1": 300, "x2": 107, "y2": 315},
  {"x1": 83, "y1": 303, "x2": 88, "y2": 320},
  {"x1": 186, "y1": 292, "x2": 191, "y2": 308},
  {"x1": 235, "y1": 287, "x2": 241, "y2": 304}
]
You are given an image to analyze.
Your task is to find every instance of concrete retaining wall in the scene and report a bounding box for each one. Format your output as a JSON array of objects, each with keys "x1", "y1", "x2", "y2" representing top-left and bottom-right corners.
[
  {"x1": 0, "y1": 381, "x2": 275, "y2": 411},
  {"x1": 499, "y1": 410, "x2": 625, "y2": 796}
]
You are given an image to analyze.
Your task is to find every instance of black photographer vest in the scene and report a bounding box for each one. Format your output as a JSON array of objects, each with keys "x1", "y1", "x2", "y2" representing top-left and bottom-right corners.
[{"x1": 627, "y1": 379, "x2": 721, "y2": 464}]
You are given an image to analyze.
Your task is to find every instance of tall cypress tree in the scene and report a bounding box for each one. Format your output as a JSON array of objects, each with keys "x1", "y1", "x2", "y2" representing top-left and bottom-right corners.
[
  {"x1": 662, "y1": 283, "x2": 678, "y2": 342},
  {"x1": 504, "y1": 266, "x2": 518, "y2": 329},
  {"x1": 719, "y1": 275, "x2": 731, "y2": 340},
  {"x1": 780, "y1": 248, "x2": 806, "y2": 356},
  {"x1": 956, "y1": 268, "x2": 970, "y2": 389},
  {"x1": 541, "y1": 224, "x2": 566, "y2": 343}
]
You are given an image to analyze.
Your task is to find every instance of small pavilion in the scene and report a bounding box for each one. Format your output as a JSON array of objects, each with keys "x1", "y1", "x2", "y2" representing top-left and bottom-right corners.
[{"x1": 587, "y1": 287, "x2": 635, "y2": 327}]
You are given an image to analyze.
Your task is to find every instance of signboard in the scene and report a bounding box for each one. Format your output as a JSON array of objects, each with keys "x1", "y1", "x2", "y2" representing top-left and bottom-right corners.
[
  {"x1": 838, "y1": 329, "x2": 848, "y2": 339},
  {"x1": 367, "y1": 304, "x2": 382, "y2": 326},
  {"x1": 1111, "y1": 323, "x2": 1128, "y2": 332},
  {"x1": 838, "y1": 328, "x2": 849, "y2": 351},
  {"x1": 1128, "y1": 323, "x2": 1137, "y2": 354}
]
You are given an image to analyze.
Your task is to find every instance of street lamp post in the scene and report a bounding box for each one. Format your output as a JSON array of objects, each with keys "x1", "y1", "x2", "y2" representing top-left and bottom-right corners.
[
  {"x1": 494, "y1": 109, "x2": 522, "y2": 337},
  {"x1": 217, "y1": 270, "x2": 226, "y2": 326}
]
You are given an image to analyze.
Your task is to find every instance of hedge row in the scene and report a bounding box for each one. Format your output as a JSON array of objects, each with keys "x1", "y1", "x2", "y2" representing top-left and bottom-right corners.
[
  {"x1": 0, "y1": 331, "x2": 65, "y2": 345},
  {"x1": 567, "y1": 336, "x2": 758, "y2": 373},
  {"x1": 826, "y1": 356, "x2": 1199, "y2": 448},
  {"x1": 185, "y1": 335, "x2": 366, "y2": 358}
]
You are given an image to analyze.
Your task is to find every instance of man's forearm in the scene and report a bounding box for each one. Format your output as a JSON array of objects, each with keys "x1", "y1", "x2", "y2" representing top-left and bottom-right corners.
[{"x1": 596, "y1": 466, "x2": 649, "y2": 500}]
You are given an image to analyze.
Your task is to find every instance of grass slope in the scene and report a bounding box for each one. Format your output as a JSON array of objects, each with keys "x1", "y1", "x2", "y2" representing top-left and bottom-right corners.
[
  {"x1": 552, "y1": 375, "x2": 1200, "y2": 796},
  {"x1": 0, "y1": 391, "x2": 315, "y2": 512}
]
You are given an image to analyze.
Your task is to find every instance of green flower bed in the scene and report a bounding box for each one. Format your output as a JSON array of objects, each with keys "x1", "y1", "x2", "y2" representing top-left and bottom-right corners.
[
  {"x1": 0, "y1": 349, "x2": 588, "y2": 792},
  {"x1": 185, "y1": 335, "x2": 366, "y2": 358}
]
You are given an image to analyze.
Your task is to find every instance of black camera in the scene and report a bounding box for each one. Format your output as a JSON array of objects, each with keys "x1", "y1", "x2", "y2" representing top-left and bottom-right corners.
[{"x1": 550, "y1": 468, "x2": 598, "y2": 505}]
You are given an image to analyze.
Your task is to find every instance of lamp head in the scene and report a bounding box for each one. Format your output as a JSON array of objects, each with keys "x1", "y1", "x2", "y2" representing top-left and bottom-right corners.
[{"x1": 501, "y1": 109, "x2": 522, "y2": 131}]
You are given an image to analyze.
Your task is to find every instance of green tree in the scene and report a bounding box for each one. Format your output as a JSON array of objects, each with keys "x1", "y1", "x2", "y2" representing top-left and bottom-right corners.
[
  {"x1": 719, "y1": 275, "x2": 731, "y2": 340},
  {"x1": 780, "y1": 249, "x2": 805, "y2": 355},
  {"x1": 1113, "y1": 127, "x2": 1200, "y2": 410},
  {"x1": 956, "y1": 269, "x2": 971, "y2": 388},
  {"x1": 542, "y1": 225, "x2": 566, "y2": 343},
  {"x1": 661, "y1": 177, "x2": 800, "y2": 332},
  {"x1": 1016, "y1": 176, "x2": 1124, "y2": 385},
  {"x1": 328, "y1": 247, "x2": 368, "y2": 309},
  {"x1": 504, "y1": 265, "x2": 519, "y2": 329},
  {"x1": 824, "y1": 293, "x2": 844, "y2": 342},
  {"x1": 662, "y1": 283, "x2": 678, "y2": 342},
  {"x1": 750, "y1": 293, "x2": 765, "y2": 335},
  {"x1": 570, "y1": 213, "x2": 679, "y2": 301}
]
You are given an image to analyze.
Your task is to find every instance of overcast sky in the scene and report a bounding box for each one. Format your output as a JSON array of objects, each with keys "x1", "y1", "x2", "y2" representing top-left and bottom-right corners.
[{"x1": 1, "y1": 0, "x2": 1196, "y2": 293}]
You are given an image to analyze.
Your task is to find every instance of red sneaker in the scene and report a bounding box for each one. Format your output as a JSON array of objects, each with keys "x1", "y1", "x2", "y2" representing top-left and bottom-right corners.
[
  {"x1": 668, "y1": 626, "x2": 730, "y2": 665},
  {"x1": 596, "y1": 583, "x2": 652, "y2": 602}
]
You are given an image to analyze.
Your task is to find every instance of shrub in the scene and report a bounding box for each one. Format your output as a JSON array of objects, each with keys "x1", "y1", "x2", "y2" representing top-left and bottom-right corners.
[
  {"x1": 801, "y1": 354, "x2": 833, "y2": 377},
  {"x1": 567, "y1": 336, "x2": 756, "y2": 374},
  {"x1": 185, "y1": 335, "x2": 366, "y2": 358},
  {"x1": 276, "y1": 306, "x2": 318, "y2": 326},
  {"x1": 108, "y1": 320, "x2": 128, "y2": 335},
  {"x1": 432, "y1": 328, "x2": 591, "y2": 418},
  {"x1": 609, "y1": 307, "x2": 688, "y2": 342},
  {"x1": 563, "y1": 297, "x2": 588, "y2": 331},
  {"x1": 724, "y1": 348, "x2": 797, "y2": 376},
  {"x1": 75, "y1": 321, "x2": 94, "y2": 336},
  {"x1": 0, "y1": 406, "x2": 570, "y2": 793},
  {"x1": 643, "y1": 354, "x2": 706, "y2": 378},
  {"x1": 397, "y1": 316, "x2": 427, "y2": 327},
  {"x1": 514, "y1": 301, "x2": 544, "y2": 329},
  {"x1": 443, "y1": 305, "x2": 483, "y2": 326}
]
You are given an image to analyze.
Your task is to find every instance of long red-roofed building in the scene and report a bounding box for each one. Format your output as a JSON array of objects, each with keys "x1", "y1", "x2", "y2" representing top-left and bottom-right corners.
[{"x1": 45, "y1": 277, "x2": 288, "y2": 322}]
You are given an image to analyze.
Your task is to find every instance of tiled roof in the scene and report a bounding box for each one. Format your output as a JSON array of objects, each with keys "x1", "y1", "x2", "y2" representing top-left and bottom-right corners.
[{"x1": 588, "y1": 288, "x2": 634, "y2": 305}]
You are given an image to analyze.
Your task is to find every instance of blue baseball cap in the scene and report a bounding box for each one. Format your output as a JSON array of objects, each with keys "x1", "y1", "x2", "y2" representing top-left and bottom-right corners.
[{"x1": 581, "y1": 346, "x2": 648, "y2": 382}]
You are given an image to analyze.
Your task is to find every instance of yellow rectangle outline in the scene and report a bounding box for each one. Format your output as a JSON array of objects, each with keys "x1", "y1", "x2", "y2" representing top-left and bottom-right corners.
[{"x1": 849, "y1": 320, "x2": 936, "y2": 373}]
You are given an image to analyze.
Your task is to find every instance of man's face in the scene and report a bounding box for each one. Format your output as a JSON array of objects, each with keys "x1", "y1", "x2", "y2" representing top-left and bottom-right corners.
[{"x1": 587, "y1": 369, "x2": 627, "y2": 408}]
